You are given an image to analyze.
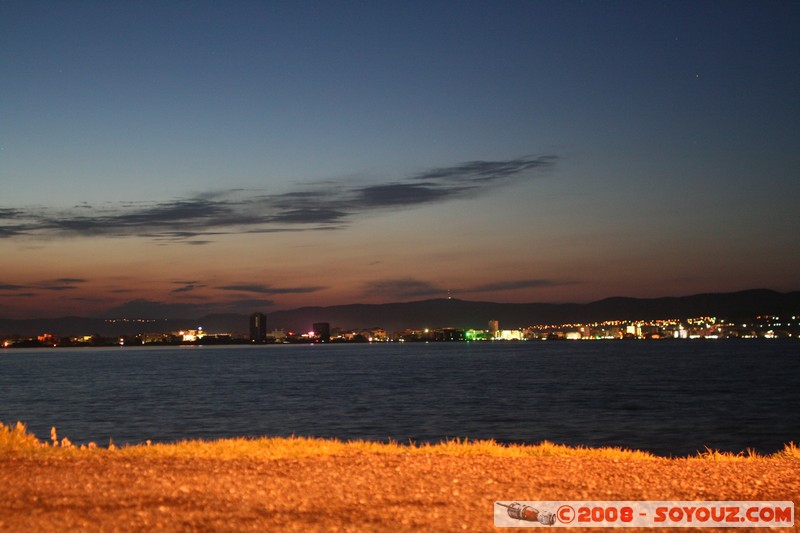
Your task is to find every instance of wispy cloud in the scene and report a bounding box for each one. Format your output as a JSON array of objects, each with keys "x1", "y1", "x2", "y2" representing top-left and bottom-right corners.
[
  {"x1": 412, "y1": 157, "x2": 556, "y2": 184},
  {"x1": 0, "y1": 155, "x2": 556, "y2": 241},
  {"x1": 218, "y1": 283, "x2": 326, "y2": 295},
  {"x1": 356, "y1": 183, "x2": 453, "y2": 207},
  {"x1": 52, "y1": 278, "x2": 88, "y2": 284},
  {"x1": 0, "y1": 279, "x2": 89, "y2": 292},
  {"x1": 0, "y1": 283, "x2": 28, "y2": 291},
  {"x1": 171, "y1": 282, "x2": 205, "y2": 294},
  {"x1": 39, "y1": 278, "x2": 89, "y2": 291}
]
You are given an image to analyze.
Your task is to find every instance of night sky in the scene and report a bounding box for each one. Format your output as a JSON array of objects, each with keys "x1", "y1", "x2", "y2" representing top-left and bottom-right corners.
[{"x1": 2, "y1": 1, "x2": 799, "y2": 319}]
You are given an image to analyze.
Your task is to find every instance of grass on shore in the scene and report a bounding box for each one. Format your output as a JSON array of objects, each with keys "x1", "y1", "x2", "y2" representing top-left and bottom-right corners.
[{"x1": 2, "y1": 421, "x2": 798, "y2": 461}]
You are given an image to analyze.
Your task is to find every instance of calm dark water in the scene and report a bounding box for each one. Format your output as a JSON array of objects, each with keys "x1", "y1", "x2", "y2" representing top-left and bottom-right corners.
[{"x1": 1, "y1": 341, "x2": 798, "y2": 456}]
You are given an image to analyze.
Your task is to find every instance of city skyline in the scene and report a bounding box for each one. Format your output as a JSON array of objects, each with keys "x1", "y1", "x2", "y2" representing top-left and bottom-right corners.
[{"x1": 2, "y1": 1, "x2": 799, "y2": 319}]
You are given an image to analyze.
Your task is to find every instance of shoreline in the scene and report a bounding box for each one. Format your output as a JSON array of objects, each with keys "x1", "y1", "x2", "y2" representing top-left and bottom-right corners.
[
  {"x1": 2, "y1": 423, "x2": 799, "y2": 531},
  {"x1": 3, "y1": 337, "x2": 799, "y2": 349}
]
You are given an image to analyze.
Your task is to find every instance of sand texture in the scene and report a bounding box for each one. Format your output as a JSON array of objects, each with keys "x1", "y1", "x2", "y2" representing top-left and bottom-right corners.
[{"x1": 1, "y1": 453, "x2": 798, "y2": 532}]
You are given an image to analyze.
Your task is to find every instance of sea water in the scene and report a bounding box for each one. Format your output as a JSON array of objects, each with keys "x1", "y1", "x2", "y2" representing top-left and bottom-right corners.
[{"x1": 1, "y1": 341, "x2": 798, "y2": 456}]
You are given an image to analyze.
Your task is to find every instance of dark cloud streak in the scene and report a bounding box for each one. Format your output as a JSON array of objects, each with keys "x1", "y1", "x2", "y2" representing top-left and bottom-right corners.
[
  {"x1": 0, "y1": 155, "x2": 556, "y2": 241},
  {"x1": 171, "y1": 283, "x2": 204, "y2": 294},
  {"x1": 218, "y1": 284, "x2": 326, "y2": 295},
  {"x1": 0, "y1": 283, "x2": 27, "y2": 291},
  {"x1": 413, "y1": 156, "x2": 556, "y2": 184},
  {"x1": 357, "y1": 183, "x2": 455, "y2": 207},
  {"x1": 0, "y1": 279, "x2": 90, "y2": 292}
]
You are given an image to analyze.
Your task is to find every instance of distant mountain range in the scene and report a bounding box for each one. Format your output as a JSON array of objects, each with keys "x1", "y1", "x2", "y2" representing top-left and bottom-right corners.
[{"x1": 1, "y1": 289, "x2": 799, "y2": 338}]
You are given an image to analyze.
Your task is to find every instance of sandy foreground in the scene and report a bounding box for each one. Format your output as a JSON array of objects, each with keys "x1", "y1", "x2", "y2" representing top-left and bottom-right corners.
[{"x1": 1, "y1": 451, "x2": 798, "y2": 532}]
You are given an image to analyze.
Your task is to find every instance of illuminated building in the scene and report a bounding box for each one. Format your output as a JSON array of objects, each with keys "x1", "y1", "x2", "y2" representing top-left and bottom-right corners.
[
  {"x1": 178, "y1": 328, "x2": 206, "y2": 342},
  {"x1": 269, "y1": 329, "x2": 286, "y2": 342},
  {"x1": 497, "y1": 329, "x2": 523, "y2": 341},
  {"x1": 250, "y1": 312, "x2": 267, "y2": 342}
]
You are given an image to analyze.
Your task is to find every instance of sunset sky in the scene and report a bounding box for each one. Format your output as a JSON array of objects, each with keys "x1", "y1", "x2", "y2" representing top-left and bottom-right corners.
[{"x1": 2, "y1": 1, "x2": 799, "y2": 319}]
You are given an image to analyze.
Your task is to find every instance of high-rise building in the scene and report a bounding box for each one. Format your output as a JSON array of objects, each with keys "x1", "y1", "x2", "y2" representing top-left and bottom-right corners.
[
  {"x1": 312, "y1": 322, "x2": 330, "y2": 342},
  {"x1": 250, "y1": 312, "x2": 267, "y2": 342}
]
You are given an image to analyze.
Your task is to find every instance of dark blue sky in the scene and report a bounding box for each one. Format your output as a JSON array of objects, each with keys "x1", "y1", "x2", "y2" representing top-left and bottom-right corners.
[{"x1": 2, "y1": 1, "x2": 799, "y2": 318}]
